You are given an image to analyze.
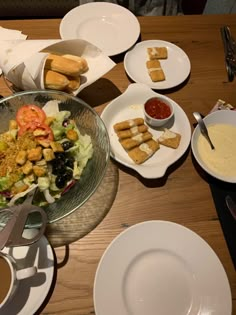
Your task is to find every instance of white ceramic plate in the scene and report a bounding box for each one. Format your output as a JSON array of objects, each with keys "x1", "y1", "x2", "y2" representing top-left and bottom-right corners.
[
  {"x1": 100, "y1": 83, "x2": 191, "y2": 178},
  {"x1": 124, "y1": 40, "x2": 191, "y2": 89},
  {"x1": 60, "y1": 2, "x2": 140, "y2": 57},
  {"x1": 94, "y1": 220, "x2": 232, "y2": 315},
  {"x1": 2, "y1": 230, "x2": 54, "y2": 315}
]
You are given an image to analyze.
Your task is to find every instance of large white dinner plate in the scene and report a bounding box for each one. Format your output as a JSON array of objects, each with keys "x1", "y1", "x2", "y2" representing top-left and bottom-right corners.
[
  {"x1": 124, "y1": 40, "x2": 191, "y2": 89},
  {"x1": 60, "y1": 2, "x2": 140, "y2": 57},
  {"x1": 94, "y1": 220, "x2": 232, "y2": 315},
  {"x1": 2, "y1": 230, "x2": 54, "y2": 315},
  {"x1": 100, "y1": 83, "x2": 191, "y2": 179}
]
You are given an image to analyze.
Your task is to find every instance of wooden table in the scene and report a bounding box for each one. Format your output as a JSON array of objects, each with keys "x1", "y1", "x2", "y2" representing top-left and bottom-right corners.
[{"x1": 0, "y1": 13, "x2": 236, "y2": 315}]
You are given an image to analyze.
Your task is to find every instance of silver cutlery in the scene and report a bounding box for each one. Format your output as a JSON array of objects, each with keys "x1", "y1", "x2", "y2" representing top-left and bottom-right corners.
[
  {"x1": 220, "y1": 25, "x2": 236, "y2": 81},
  {"x1": 225, "y1": 195, "x2": 236, "y2": 220},
  {"x1": 193, "y1": 112, "x2": 215, "y2": 150}
]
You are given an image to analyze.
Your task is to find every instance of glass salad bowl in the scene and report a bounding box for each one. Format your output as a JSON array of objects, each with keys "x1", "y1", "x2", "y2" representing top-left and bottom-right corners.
[{"x1": 0, "y1": 90, "x2": 110, "y2": 227}]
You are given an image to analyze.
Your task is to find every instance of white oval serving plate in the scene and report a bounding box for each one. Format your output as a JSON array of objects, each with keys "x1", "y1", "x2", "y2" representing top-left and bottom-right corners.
[{"x1": 100, "y1": 83, "x2": 191, "y2": 179}]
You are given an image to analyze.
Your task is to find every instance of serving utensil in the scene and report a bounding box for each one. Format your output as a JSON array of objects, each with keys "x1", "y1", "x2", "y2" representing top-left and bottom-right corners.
[
  {"x1": 193, "y1": 112, "x2": 215, "y2": 150},
  {"x1": 225, "y1": 195, "x2": 236, "y2": 220},
  {"x1": 0, "y1": 190, "x2": 47, "y2": 250}
]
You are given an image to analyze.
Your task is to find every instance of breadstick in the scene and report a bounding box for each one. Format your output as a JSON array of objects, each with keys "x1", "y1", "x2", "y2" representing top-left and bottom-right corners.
[
  {"x1": 44, "y1": 70, "x2": 69, "y2": 90},
  {"x1": 62, "y1": 54, "x2": 88, "y2": 74},
  {"x1": 116, "y1": 124, "x2": 148, "y2": 139},
  {"x1": 66, "y1": 76, "x2": 81, "y2": 91},
  {"x1": 113, "y1": 118, "x2": 144, "y2": 132},
  {"x1": 45, "y1": 54, "x2": 84, "y2": 77}
]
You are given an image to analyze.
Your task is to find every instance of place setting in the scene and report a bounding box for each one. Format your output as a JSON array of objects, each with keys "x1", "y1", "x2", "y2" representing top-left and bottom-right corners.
[
  {"x1": 0, "y1": 202, "x2": 55, "y2": 315},
  {"x1": 93, "y1": 220, "x2": 232, "y2": 315},
  {"x1": 191, "y1": 99, "x2": 236, "y2": 269}
]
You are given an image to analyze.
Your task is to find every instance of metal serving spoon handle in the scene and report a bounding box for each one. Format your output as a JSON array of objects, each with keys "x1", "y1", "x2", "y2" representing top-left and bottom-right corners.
[{"x1": 193, "y1": 112, "x2": 215, "y2": 150}]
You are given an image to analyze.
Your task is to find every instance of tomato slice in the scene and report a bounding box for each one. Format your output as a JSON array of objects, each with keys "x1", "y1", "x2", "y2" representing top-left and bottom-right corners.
[
  {"x1": 18, "y1": 122, "x2": 54, "y2": 142},
  {"x1": 16, "y1": 105, "x2": 46, "y2": 127}
]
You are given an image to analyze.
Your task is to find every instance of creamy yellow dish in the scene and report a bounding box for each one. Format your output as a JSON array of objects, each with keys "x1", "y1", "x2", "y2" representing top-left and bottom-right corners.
[{"x1": 197, "y1": 123, "x2": 236, "y2": 177}]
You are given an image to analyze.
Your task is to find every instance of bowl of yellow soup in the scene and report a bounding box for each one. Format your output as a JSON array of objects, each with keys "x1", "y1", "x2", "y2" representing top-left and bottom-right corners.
[{"x1": 191, "y1": 110, "x2": 236, "y2": 183}]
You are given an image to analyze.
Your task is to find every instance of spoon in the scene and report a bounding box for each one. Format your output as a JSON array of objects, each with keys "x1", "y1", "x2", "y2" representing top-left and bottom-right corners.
[{"x1": 193, "y1": 112, "x2": 215, "y2": 150}]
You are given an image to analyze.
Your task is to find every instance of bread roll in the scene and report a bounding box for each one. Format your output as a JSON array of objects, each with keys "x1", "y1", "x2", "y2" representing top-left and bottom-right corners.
[
  {"x1": 62, "y1": 54, "x2": 89, "y2": 74},
  {"x1": 45, "y1": 54, "x2": 85, "y2": 77},
  {"x1": 44, "y1": 70, "x2": 69, "y2": 90}
]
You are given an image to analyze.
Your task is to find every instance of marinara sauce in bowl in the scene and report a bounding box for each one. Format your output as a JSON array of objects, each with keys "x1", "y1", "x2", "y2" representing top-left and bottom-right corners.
[{"x1": 144, "y1": 96, "x2": 174, "y2": 127}]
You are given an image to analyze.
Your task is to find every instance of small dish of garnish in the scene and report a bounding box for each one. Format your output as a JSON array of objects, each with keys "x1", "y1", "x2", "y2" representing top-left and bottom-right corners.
[{"x1": 143, "y1": 96, "x2": 174, "y2": 127}]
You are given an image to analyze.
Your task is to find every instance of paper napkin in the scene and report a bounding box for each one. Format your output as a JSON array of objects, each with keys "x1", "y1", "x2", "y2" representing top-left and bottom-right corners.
[{"x1": 0, "y1": 27, "x2": 116, "y2": 94}]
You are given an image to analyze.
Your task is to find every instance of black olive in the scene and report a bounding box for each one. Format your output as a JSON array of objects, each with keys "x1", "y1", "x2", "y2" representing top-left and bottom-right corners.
[
  {"x1": 55, "y1": 152, "x2": 66, "y2": 161},
  {"x1": 55, "y1": 169, "x2": 73, "y2": 189},
  {"x1": 65, "y1": 156, "x2": 75, "y2": 169},
  {"x1": 62, "y1": 140, "x2": 73, "y2": 151},
  {"x1": 64, "y1": 169, "x2": 73, "y2": 181},
  {"x1": 51, "y1": 159, "x2": 66, "y2": 175},
  {"x1": 55, "y1": 175, "x2": 67, "y2": 189}
]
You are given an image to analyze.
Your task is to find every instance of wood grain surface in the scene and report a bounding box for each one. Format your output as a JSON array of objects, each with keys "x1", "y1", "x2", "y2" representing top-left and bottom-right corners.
[{"x1": 0, "y1": 14, "x2": 235, "y2": 315}]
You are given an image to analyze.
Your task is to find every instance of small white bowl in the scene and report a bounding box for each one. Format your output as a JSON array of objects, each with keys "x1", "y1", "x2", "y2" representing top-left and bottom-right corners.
[
  {"x1": 143, "y1": 96, "x2": 174, "y2": 127},
  {"x1": 191, "y1": 110, "x2": 236, "y2": 183}
]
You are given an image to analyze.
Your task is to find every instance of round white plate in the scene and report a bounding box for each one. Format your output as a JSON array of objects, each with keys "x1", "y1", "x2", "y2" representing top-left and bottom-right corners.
[
  {"x1": 100, "y1": 83, "x2": 191, "y2": 179},
  {"x1": 124, "y1": 40, "x2": 191, "y2": 89},
  {"x1": 94, "y1": 220, "x2": 232, "y2": 315},
  {"x1": 60, "y1": 2, "x2": 140, "y2": 57},
  {"x1": 1, "y1": 230, "x2": 54, "y2": 315}
]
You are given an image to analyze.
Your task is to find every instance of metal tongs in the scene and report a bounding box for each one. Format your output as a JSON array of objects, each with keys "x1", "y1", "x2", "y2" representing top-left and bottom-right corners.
[
  {"x1": 0, "y1": 189, "x2": 47, "y2": 250},
  {"x1": 220, "y1": 25, "x2": 236, "y2": 81}
]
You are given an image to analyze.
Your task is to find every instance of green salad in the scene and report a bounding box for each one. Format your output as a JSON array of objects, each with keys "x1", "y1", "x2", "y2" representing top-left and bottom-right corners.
[{"x1": 0, "y1": 100, "x2": 93, "y2": 207}]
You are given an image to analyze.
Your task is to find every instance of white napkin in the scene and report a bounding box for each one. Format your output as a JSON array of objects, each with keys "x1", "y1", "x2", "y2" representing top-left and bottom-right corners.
[
  {"x1": 0, "y1": 27, "x2": 116, "y2": 94},
  {"x1": 0, "y1": 26, "x2": 27, "y2": 75}
]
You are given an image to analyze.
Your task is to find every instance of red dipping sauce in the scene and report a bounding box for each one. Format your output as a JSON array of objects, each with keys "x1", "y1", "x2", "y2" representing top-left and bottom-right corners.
[{"x1": 145, "y1": 97, "x2": 171, "y2": 119}]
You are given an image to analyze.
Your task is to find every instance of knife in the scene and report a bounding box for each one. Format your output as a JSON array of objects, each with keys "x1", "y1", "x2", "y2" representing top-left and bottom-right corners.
[{"x1": 225, "y1": 195, "x2": 236, "y2": 220}]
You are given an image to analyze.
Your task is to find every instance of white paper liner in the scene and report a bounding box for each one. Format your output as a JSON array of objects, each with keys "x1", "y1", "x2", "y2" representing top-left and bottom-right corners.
[{"x1": 0, "y1": 36, "x2": 116, "y2": 95}]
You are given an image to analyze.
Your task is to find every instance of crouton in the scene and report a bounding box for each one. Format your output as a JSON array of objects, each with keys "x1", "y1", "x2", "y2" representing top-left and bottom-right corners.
[
  {"x1": 32, "y1": 165, "x2": 46, "y2": 177},
  {"x1": 16, "y1": 150, "x2": 27, "y2": 165},
  {"x1": 27, "y1": 147, "x2": 43, "y2": 161},
  {"x1": 22, "y1": 160, "x2": 33, "y2": 175},
  {"x1": 50, "y1": 141, "x2": 64, "y2": 152},
  {"x1": 66, "y1": 129, "x2": 78, "y2": 141},
  {"x1": 42, "y1": 148, "x2": 55, "y2": 161}
]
